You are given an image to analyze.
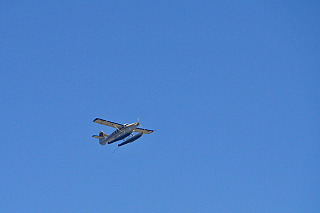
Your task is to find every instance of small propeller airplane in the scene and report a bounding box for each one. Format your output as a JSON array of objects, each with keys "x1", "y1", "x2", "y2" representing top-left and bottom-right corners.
[{"x1": 92, "y1": 118, "x2": 153, "y2": 147}]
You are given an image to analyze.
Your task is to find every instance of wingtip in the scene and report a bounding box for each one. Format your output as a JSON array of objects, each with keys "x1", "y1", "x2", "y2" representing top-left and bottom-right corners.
[{"x1": 93, "y1": 118, "x2": 103, "y2": 122}]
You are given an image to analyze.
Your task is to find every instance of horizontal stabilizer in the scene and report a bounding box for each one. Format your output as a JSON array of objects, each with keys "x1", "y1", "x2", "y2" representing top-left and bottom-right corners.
[{"x1": 92, "y1": 135, "x2": 104, "y2": 139}]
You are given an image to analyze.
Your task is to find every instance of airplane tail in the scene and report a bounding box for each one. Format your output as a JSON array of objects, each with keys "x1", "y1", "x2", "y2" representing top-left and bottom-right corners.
[{"x1": 92, "y1": 131, "x2": 109, "y2": 145}]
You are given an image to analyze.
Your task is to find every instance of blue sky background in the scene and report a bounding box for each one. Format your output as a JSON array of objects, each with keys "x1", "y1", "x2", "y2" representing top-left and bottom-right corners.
[{"x1": 1, "y1": 1, "x2": 319, "y2": 212}]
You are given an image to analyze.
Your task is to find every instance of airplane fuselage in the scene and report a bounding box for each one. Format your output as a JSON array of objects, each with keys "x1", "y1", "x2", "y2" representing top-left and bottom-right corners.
[{"x1": 100, "y1": 122, "x2": 139, "y2": 145}]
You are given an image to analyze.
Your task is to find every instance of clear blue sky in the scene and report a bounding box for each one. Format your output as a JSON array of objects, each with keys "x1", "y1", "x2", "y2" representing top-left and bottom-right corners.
[{"x1": 1, "y1": 1, "x2": 319, "y2": 212}]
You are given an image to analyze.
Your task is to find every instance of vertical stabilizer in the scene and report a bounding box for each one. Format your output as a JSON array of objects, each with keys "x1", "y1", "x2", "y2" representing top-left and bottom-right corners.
[{"x1": 92, "y1": 130, "x2": 109, "y2": 145}]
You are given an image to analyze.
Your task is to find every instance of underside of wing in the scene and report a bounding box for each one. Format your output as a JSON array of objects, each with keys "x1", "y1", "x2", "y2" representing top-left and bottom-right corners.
[
  {"x1": 93, "y1": 118, "x2": 123, "y2": 129},
  {"x1": 133, "y1": 127, "x2": 154, "y2": 134}
]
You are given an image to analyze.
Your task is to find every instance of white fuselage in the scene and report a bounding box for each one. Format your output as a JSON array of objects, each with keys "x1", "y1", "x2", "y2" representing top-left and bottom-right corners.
[{"x1": 101, "y1": 122, "x2": 139, "y2": 145}]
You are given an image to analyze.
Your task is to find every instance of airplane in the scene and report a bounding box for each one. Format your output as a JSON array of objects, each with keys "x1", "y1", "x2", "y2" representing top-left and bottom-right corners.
[{"x1": 92, "y1": 118, "x2": 153, "y2": 147}]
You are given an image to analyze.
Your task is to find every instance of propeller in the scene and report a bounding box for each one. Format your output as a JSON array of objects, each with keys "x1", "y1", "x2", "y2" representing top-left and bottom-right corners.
[{"x1": 137, "y1": 118, "x2": 143, "y2": 128}]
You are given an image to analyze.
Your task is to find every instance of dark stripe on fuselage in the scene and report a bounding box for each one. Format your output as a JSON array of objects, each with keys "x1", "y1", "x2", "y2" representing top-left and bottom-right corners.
[
  {"x1": 108, "y1": 132, "x2": 131, "y2": 144},
  {"x1": 109, "y1": 124, "x2": 136, "y2": 137}
]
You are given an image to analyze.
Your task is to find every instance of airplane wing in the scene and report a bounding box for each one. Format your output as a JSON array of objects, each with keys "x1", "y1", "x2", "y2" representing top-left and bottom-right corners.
[
  {"x1": 133, "y1": 127, "x2": 154, "y2": 134},
  {"x1": 93, "y1": 118, "x2": 123, "y2": 129}
]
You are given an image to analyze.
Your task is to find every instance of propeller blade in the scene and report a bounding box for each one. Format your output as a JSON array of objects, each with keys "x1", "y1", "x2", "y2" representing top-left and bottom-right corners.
[{"x1": 138, "y1": 118, "x2": 142, "y2": 128}]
